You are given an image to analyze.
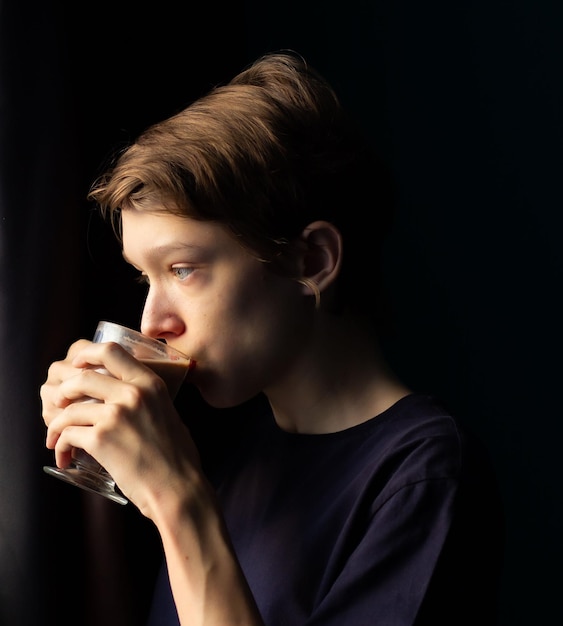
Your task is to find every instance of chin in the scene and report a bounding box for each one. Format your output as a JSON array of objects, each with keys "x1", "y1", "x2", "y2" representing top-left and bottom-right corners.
[{"x1": 197, "y1": 381, "x2": 258, "y2": 410}]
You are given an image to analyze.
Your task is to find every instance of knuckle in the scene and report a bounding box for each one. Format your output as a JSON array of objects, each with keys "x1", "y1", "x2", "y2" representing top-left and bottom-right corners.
[
  {"x1": 101, "y1": 341, "x2": 124, "y2": 358},
  {"x1": 122, "y1": 383, "x2": 145, "y2": 409},
  {"x1": 79, "y1": 368, "x2": 98, "y2": 383},
  {"x1": 68, "y1": 338, "x2": 91, "y2": 357},
  {"x1": 104, "y1": 402, "x2": 125, "y2": 427},
  {"x1": 46, "y1": 360, "x2": 63, "y2": 380},
  {"x1": 39, "y1": 383, "x2": 49, "y2": 401},
  {"x1": 149, "y1": 375, "x2": 168, "y2": 396},
  {"x1": 91, "y1": 424, "x2": 111, "y2": 447}
]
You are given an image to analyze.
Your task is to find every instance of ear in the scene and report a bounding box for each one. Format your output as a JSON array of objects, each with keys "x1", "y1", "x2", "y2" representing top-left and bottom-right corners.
[{"x1": 298, "y1": 220, "x2": 343, "y2": 297}]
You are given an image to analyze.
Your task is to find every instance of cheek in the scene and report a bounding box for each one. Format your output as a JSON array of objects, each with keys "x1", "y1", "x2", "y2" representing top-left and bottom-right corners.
[
  {"x1": 193, "y1": 275, "x2": 311, "y2": 404},
  {"x1": 193, "y1": 263, "x2": 309, "y2": 364},
  {"x1": 234, "y1": 274, "x2": 310, "y2": 347},
  {"x1": 233, "y1": 269, "x2": 299, "y2": 318}
]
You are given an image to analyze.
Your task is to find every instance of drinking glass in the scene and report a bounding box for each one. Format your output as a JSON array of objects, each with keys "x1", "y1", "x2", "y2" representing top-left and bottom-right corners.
[{"x1": 43, "y1": 320, "x2": 192, "y2": 505}]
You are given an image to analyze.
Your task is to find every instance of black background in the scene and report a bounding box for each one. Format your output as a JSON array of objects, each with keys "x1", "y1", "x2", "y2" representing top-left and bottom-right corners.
[{"x1": 1, "y1": 1, "x2": 561, "y2": 624}]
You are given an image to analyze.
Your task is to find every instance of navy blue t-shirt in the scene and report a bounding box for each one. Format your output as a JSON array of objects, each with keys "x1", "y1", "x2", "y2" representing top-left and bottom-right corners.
[{"x1": 147, "y1": 394, "x2": 503, "y2": 625}]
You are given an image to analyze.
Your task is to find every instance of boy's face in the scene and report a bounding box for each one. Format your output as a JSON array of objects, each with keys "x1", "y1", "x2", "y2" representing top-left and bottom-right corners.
[{"x1": 121, "y1": 208, "x2": 312, "y2": 408}]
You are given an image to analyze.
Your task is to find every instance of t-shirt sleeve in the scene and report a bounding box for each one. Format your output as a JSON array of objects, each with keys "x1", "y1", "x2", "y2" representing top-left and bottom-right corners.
[
  {"x1": 304, "y1": 477, "x2": 458, "y2": 626},
  {"x1": 306, "y1": 464, "x2": 502, "y2": 626}
]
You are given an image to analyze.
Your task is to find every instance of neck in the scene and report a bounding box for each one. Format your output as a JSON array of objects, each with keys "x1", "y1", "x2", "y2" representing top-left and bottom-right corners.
[{"x1": 265, "y1": 312, "x2": 411, "y2": 434}]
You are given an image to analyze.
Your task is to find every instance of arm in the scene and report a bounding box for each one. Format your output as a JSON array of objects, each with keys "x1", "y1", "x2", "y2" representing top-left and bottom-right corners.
[
  {"x1": 148, "y1": 471, "x2": 263, "y2": 626},
  {"x1": 41, "y1": 340, "x2": 264, "y2": 626}
]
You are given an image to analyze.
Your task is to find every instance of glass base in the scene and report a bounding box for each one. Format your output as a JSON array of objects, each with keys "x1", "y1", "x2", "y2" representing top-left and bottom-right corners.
[{"x1": 43, "y1": 465, "x2": 128, "y2": 505}]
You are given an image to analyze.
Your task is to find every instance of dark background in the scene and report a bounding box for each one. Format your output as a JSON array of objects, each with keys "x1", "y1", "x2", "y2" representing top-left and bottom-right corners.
[{"x1": 1, "y1": 1, "x2": 561, "y2": 624}]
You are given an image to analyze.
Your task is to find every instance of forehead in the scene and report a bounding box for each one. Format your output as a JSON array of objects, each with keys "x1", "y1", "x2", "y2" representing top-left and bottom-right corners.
[{"x1": 120, "y1": 209, "x2": 240, "y2": 262}]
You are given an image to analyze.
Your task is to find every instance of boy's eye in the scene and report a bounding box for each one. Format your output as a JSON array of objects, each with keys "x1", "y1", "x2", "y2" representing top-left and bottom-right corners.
[{"x1": 172, "y1": 267, "x2": 193, "y2": 281}]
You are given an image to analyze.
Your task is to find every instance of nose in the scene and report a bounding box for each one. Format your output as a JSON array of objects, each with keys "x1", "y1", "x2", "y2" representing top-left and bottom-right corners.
[{"x1": 140, "y1": 285, "x2": 185, "y2": 340}]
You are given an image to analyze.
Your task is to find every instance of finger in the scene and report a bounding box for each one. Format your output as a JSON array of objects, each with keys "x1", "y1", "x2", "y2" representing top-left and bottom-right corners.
[
  {"x1": 66, "y1": 338, "x2": 94, "y2": 360},
  {"x1": 40, "y1": 374, "x2": 82, "y2": 427},
  {"x1": 71, "y1": 341, "x2": 157, "y2": 388},
  {"x1": 51, "y1": 400, "x2": 138, "y2": 473},
  {"x1": 46, "y1": 399, "x2": 101, "y2": 449},
  {"x1": 43, "y1": 339, "x2": 94, "y2": 386},
  {"x1": 56, "y1": 365, "x2": 159, "y2": 416},
  {"x1": 40, "y1": 339, "x2": 95, "y2": 414},
  {"x1": 52, "y1": 425, "x2": 92, "y2": 469}
]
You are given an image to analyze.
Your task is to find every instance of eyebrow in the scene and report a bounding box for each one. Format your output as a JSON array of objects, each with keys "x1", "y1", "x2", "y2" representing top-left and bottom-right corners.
[{"x1": 122, "y1": 242, "x2": 205, "y2": 266}]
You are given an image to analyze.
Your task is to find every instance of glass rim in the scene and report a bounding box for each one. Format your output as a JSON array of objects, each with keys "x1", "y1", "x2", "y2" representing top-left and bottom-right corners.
[{"x1": 95, "y1": 320, "x2": 191, "y2": 362}]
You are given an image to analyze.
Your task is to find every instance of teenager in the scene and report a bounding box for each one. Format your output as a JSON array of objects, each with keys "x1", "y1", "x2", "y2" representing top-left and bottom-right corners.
[{"x1": 41, "y1": 51, "x2": 504, "y2": 625}]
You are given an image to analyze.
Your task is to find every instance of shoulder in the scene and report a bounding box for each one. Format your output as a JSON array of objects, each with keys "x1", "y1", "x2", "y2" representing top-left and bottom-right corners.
[{"x1": 354, "y1": 394, "x2": 496, "y2": 494}]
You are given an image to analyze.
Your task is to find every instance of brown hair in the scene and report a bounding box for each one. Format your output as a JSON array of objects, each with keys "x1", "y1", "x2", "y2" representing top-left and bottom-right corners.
[{"x1": 88, "y1": 51, "x2": 395, "y2": 321}]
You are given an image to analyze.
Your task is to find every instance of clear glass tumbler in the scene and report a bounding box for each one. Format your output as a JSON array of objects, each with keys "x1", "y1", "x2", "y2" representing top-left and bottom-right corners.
[{"x1": 43, "y1": 321, "x2": 192, "y2": 504}]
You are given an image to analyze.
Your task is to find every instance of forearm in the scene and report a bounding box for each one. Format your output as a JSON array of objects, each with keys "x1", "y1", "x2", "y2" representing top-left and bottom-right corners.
[{"x1": 150, "y1": 473, "x2": 265, "y2": 626}]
